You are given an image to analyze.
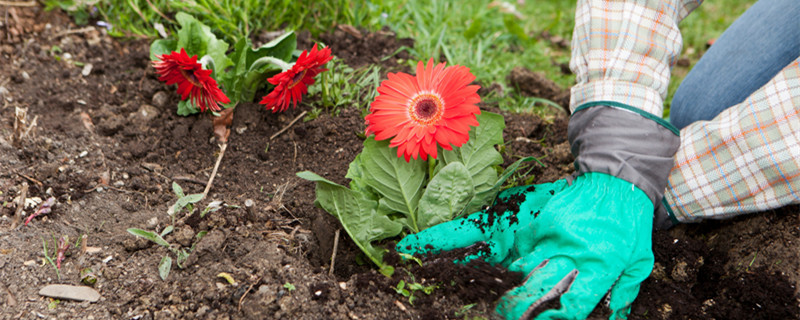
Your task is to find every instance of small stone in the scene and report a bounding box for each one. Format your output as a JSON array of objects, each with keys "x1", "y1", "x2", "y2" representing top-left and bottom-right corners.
[
  {"x1": 39, "y1": 284, "x2": 101, "y2": 302},
  {"x1": 146, "y1": 217, "x2": 158, "y2": 229},
  {"x1": 152, "y1": 91, "x2": 169, "y2": 108},
  {"x1": 244, "y1": 199, "x2": 255, "y2": 208},
  {"x1": 137, "y1": 104, "x2": 160, "y2": 122},
  {"x1": 23, "y1": 260, "x2": 36, "y2": 267},
  {"x1": 81, "y1": 63, "x2": 93, "y2": 76},
  {"x1": 339, "y1": 282, "x2": 347, "y2": 290},
  {"x1": 21, "y1": 71, "x2": 30, "y2": 81}
]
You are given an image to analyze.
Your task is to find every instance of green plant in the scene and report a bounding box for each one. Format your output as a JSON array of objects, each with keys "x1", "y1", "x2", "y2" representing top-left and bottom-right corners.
[
  {"x1": 283, "y1": 282, "x2": 296, "y2": 291},
  {"x1": 298, "y1": 112, "x2": 535, "y2": 275},
  {"x1": 394, "y1": 279, "x2": 438, "y2": 305},
  {"x1": 305, "y1": 62, "x2": 383, "y2": 121},
  {"x1": 127, "y1": 182, "x2": 216, "y2": 280}
]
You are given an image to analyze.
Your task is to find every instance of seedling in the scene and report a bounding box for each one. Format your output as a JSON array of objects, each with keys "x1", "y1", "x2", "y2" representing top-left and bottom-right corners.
[
  {"x1": 283, "y1": 282, "x2": 296, "y2": 291},
  {"x1": 394, "y1": 279, "x2": 438, "y2": 305},
  {"x1": 128, "y1": 182, "x2": 219, "y2": 280}
]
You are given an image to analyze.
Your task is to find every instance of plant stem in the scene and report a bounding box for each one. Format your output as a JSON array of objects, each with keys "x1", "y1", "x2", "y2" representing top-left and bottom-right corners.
[
  {"x1": 427, "y1": 157, "x2": 436, "y2": 182},
  {"x1": 201, "y1": 143, "x2": 227, "y2": 201}
]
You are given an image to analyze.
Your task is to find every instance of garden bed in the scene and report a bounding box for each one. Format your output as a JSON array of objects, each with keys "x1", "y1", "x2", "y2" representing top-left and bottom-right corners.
[{"x1": 0, "y1": 5, "x2": 798, "y2": 319}]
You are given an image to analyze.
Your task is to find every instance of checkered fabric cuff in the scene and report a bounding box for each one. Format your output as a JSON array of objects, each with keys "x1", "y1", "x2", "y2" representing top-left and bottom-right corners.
[{"x1": 570, "y1": 80, "x2": 664, "y2": 118}]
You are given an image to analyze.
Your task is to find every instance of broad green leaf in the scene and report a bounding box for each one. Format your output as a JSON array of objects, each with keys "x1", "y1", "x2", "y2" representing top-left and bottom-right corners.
[
  {"x1": 359, "y1": 138, "x2": 427, "y2": 232},
  {"x1": 149, "y1": 39, "x2": 177, "y2": 61},
  {"x1": 239, "y1": 56, "x2": 285, "y2": 101},
  {"x1": 172, "y1": 182, "x2": 185, "y2": 198},
  {"x1": 417, "y1": 162, "x2": 474, "y2": 230},
  {"x1": 222, "y1": 32, "x2": 297, "y2": 103},
  {"x1": 127, "y1": 228, "x2": 170, "y2": 247},
  {"x1": 177, "y1": 99, "x2": 199, "y2": 116},
  {"x1": 159, "y1": 256, "x2": 172, "y2": 280},
  {"x1": 175, "y1": 12, "x2": 232, "y2": 76},
  {"x1": 296, "y1": 171, "x2": 403, "y2": 268},
  {"x1": 345, "y1": 153, "x2": 379, "y2": 200},
  {"x1": 440, "y1": 112, "x2": 505, "y2": 214}
]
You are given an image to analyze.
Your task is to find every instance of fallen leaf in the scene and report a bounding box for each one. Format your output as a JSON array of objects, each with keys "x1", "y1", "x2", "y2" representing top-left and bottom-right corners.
[
  {"x1": 80, "y1": 112, "x2": 95, "y2": 133},
  {"x1": 217, "y1": 272, "x2": 237, "y2": 285},
  {"x1": 212, "y1": 108, "x2": 234, "y2": 143}
]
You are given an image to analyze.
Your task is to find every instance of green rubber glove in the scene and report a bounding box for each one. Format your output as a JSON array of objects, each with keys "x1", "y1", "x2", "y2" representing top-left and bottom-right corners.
[{"x1": 397, "y1": 172, "x2": 654, "y2": 320}]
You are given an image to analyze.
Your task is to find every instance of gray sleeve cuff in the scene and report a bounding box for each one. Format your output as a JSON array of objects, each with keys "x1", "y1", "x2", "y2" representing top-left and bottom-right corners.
[{"x1": 568, "y1": 105, "x2": 680, "y2": 207}]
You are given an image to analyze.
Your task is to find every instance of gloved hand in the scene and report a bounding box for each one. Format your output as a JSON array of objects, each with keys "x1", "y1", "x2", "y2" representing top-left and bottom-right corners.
[{"x1": 397, "y1": 172, "x2": 653, "y2": 319}]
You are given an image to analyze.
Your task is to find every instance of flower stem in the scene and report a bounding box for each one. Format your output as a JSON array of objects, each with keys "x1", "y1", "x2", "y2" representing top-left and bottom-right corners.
[{"x1": 428, "y1": 157, "x2": 436, "y2": 182}]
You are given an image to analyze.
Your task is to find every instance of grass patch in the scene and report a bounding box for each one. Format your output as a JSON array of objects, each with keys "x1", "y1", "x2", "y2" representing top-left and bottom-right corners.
[{"x1": 49, "y1": 0, "x2": 753, "y2": 115}]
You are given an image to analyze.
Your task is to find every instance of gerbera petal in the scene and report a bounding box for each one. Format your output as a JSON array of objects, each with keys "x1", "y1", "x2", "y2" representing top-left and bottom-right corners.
[{"x1": 365, "y1": 59, "x2": 480, "y2": 162}]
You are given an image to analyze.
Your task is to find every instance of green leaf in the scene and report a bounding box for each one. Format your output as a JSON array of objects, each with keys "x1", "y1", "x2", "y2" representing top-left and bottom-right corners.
[
  {"x1": 160, "y1": 225, "x2": 174, "y2": 237},
  {"x1": 359, "y1": 137, "x2": 427, "y2": 232},
  {"x1": 159, "y1": 256, "x2": 172, "y2": 280},
  {"x1": 177, "y1": 99, "x2": 200, "y2": 116},
  {"x1": 150, "y1": 39, "x2": 177, "y2": 61},
  {"x1": 239, "y1": 56, "x2": 286, "y2": 102},
  {"x1": 222, "y1": 32, "x2": 297, "y2": 103},
  {"x1": 417, "y1": 162, "x2": 474, "y2": 230},
  {"x1": 488, "y1": 156, "x2": 540, "y2": 197},
  {"x1": 172, "y1": 182, "x2": 185, "y2": 198},
  {"x1": 175, "y1": 12, "x2": 232, "y2": 76},
  {"x1": 440, "y1": 112, "x2": 505, "y2": 215},
  {"x1": 127, "y1": 228, "x2": 170, "y2": 247},
  {"x1": 296, "y1": 171, "x2": 403, "y2": 268}
]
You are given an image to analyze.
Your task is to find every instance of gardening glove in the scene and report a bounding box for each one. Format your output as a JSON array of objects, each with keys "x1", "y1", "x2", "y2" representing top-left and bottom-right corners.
[
  {"x1": 398, "y1": 105, "x2": 680, "y2": 320},
  {"x1": 397, "y1": 179, "x2": 570, "y2": 266}
]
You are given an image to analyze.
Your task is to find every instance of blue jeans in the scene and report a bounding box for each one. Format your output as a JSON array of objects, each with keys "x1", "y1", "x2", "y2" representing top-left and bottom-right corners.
[{"x1": 669, "y1": 0, "x2": 800, "y2": 130}]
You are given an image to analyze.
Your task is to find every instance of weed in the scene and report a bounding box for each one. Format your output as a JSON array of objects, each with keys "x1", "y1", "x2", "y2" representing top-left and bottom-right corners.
[
  {"x1": 126, "y1": 182, "x2": 220, "y2": 280},
  {"x1": 283, "y1": 282, "x2": 296, "y2": 291},
  {"x1": 306, "y1": 60, "x2": 382, "y2": 120},
  {"x1": 394, "y1": 279, "x2": 438, "y2": 305}
]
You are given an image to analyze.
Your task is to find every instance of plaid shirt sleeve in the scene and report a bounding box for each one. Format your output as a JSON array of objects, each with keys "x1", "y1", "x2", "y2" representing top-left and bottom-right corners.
[
  {"x1": 665, "y1": 58, "x2": 800, "y2": 222},
  {"x1": 569, "y1": 0, "x2": 703, "y2": 116}
]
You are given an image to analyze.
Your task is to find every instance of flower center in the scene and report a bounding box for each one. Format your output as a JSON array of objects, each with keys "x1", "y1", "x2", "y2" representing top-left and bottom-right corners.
[
  {"x1": 408, "y1": 92, "x2": 444, "y2": 125},
  {"x1": 289, "y1": 69, "x2": 308, "y2": 89},
  {"x1": 180, "y1": 69, "x2": 201, "y2": 87}
]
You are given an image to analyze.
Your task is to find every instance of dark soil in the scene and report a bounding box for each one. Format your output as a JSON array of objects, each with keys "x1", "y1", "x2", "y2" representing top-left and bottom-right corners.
[{"x1": 0, "y1": 4, "x2": 798, "y2": 320}]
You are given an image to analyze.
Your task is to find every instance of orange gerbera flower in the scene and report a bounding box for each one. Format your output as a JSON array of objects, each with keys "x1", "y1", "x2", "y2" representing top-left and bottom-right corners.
[
  {"x1": 260, "y1": 44, "x2": 333, "y2": 112},
  {"x1": 152, "y1": 48, "x2": 230, "y2": 112},
  {"x1": 365, "y1": 59, "x2": 481, "y2": 161}
]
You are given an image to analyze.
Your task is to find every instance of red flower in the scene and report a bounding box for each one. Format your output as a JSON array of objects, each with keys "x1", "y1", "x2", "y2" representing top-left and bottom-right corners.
[
  {"x1": 260, "y1": 44, "x2": 333, "y2": 112},
  {"x1": 152, "y1": 48, "x2": 230, "y2": 112},
  {"x1": 365, "y1": 59, "x2": 481, "y2": 161}
]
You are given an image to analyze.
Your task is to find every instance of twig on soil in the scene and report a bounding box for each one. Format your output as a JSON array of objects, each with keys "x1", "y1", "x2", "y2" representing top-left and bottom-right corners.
[
  {"x1": 17, "y1": 173, "x2": 42, "y2": 188},
  {"x1": 10, "y1": 182, "x2": 27, "y2": 229},
  {"x1": 237, "y1": 277, "x2": 260, "y2": 312},
  {"x1": 51, "y1": 26, "x2": 96, "y2": 39},
  {"x1": 329, "y1": 228, "x2": 340, "y2": 276},
  {"x1": 269, "y1": 111, "x2": 307, "y2": 140},
  {"x1": 0, "y1": 1, "x2": 36, "y2": 6},
  {"x1": 200, "y1": 143, "x2": 227, "y2": 201}
]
